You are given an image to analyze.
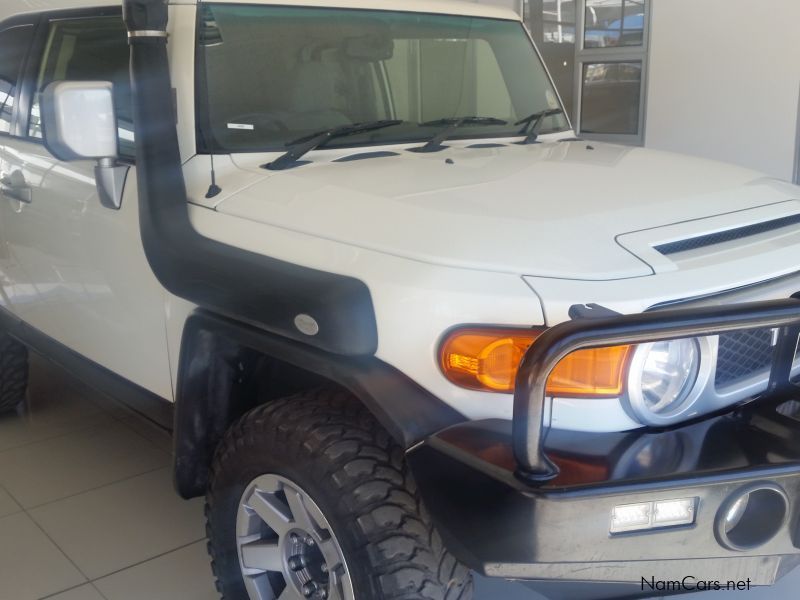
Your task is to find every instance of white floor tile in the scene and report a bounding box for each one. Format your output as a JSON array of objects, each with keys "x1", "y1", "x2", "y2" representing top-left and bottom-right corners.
[
  {"x1": 0, "y1": 512, "x2": 85, "y2": 600},
  {"x1": 0, "y1": 420, "x2": 168, "y2": 508},
  {"x1": 0, "y1": 485, "x2": 20, "y2": 518},
  {"x1": 94, "y1": 541, "x2": 217, "y2": 600},
  {"x1": 0, "y1": 364, "x2": 115, "y2": 454},
  {"x1": 29, "y1": 468, "x2": 205, "y2": 580},
  {"x1": 117, "y1": 415, "x2": 172, "y2": 454},
  {"x1": 41, "y1": 583, "x2": 106, "y2": 600}
]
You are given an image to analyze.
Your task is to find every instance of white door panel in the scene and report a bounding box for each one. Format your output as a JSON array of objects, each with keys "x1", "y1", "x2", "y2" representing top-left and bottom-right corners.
[
  {"x1": 0, "y1": 155, "x2": 39, "y2": 310},
  {"x1": 0, "y1": 10, "x2": 175, "y2": 399},
  {"x1": 3, "y1": 135, "x2": 173, "y2": 399}
]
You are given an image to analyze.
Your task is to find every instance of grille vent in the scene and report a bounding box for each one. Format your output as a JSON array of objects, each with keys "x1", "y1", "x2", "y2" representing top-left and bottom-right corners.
[{"x1": 656, "y1": 214, "x2": 800, "y2": 256}]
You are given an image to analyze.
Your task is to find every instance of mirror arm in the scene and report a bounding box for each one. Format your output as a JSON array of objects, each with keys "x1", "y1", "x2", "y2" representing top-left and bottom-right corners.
[{"x1": 94, "y1": 157, "x2": 129, "y2": 210}]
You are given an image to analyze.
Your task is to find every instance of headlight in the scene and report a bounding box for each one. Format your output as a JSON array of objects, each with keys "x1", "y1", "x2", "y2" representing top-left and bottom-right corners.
[
  {"x1": 626, "y1": 338, "x2": 702, "y2": 425},
  {"x1": 439, "y1": 326, "x2": 632, "y2": 395}
]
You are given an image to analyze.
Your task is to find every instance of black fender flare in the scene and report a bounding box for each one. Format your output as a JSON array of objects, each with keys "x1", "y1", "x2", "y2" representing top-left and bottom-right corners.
[{"x1": 173, "y1": 310, "x2": 466, "y2": 498}]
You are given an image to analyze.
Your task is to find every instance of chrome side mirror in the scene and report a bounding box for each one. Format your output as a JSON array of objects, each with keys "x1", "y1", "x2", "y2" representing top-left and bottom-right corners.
[{"x1": 40, "y1": 81, "x2": 128, "y2": 210}]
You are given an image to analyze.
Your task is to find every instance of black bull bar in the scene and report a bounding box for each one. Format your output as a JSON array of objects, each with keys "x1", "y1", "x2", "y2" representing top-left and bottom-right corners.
[
  {"x1": 408, "y1": 297, "x2": 800, "y2": 584},
  {"x1": 514, "y1": 297, "x2": 800, "y2": 482}
]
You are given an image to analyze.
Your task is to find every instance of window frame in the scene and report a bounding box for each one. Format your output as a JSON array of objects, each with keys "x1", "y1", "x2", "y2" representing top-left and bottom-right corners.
[
  {"x1": 0, "y1": 14, "x2": 39, "y2": 139},
  {"x1": 573, "y1": 0, "x2": 650, "y2": 145}
]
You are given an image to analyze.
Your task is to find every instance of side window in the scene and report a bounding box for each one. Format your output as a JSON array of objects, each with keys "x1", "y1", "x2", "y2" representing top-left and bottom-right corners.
[
  {"x1": 0, "y1": 24, "x2": 35, "y2": 134},
  {"x1": 28, "y1": 16, "x2": 134, "y2": 159}
]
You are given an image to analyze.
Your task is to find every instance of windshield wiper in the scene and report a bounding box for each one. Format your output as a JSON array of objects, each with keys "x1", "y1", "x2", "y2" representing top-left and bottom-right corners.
[
  {"x1": 263, "y1": 120, "x2": 404, "y2": 170},
  {"x1": 514, "y1": 108, "x2": 564, "y2": 144},
  {"x1": 411, "y1": 116, "x2": 508, "y2": 153}
]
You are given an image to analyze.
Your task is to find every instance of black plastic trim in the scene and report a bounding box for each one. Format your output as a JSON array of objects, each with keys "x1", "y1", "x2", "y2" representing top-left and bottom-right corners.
[
  {"x1": 408, "y1": 403, "x2": 800, "y2": 581},
  {"x1": 173, "y1": 309, "x2": 466, "y2": 498},
  {"x1": 124, "y1": 0, "x2": 378, "y2": 357},
  {"x1": 656, "y1": 213, "x2": 800, "y2": 255},
  {"x1": 0, "y1": 305, "x2": 172, "y2": 428},
  {"x1": 333, "y1": 150, "x2": 399, "y2": 162}
]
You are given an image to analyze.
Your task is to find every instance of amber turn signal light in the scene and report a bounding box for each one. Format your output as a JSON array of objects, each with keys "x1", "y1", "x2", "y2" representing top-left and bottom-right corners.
[{"x1": 439, "y1": 327, "x2": 632, "y2": 396}]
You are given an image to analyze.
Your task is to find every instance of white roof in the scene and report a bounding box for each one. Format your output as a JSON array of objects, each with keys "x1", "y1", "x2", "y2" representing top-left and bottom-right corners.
[
  {"x1": 1, "y1": 0, "x2": 100, "y2": 21},
  {"x1": 2, "y1": 0, "x2": 519, "y2": 23},
  {"x1": 199, "y1": 0, "x2": 519, "y2": 20}
]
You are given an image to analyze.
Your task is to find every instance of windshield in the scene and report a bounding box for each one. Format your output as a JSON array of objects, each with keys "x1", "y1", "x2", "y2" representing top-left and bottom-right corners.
[{"x1": 196, "y1": 4, "x2": 569, "y2": 153}]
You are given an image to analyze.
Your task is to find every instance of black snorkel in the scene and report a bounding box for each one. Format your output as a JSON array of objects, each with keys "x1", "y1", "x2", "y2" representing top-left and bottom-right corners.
[{"x1": 122, "y1": 0, "x2": 377, "y2": 356}]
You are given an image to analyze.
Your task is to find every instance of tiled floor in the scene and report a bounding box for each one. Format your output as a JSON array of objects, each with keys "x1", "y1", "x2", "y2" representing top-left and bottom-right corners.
[
  {"x1": 0, "y1": 354, "x2": 798, "y2": 600},
  {"x1": 0, "y1": 355, "x2": 211, "y2": 600}
]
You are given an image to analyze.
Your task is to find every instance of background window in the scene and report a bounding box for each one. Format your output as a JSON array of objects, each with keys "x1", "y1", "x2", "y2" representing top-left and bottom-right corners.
[
  {"x1": 0, "y1": 24, "x2": 34, "y2": 134},
  {"x1": 580, "y1": 61, "x2": 641, "y2": 134},
  {"x1": 524, "y1": 0, "x2": 648, "y2": 144},
  {"x1": 28, "y1": 16, "x2": 134, "y2": 158},
  {"x1": 584, "y1": 0, "x2": 645, "y2": 49}
]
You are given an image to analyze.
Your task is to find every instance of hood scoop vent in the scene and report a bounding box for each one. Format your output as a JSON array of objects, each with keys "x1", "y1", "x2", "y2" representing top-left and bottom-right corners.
[{"x1": 655, "y1": 212, "x2": 800, "y2": 255}]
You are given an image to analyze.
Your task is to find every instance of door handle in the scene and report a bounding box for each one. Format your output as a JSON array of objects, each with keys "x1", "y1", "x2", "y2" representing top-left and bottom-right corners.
[{"x1": 0, "y1": 171, "x2": 32, "y2": 204}]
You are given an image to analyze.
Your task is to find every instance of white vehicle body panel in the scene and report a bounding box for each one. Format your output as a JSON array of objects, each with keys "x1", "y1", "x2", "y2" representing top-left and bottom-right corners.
[
  {"x1": 0, "y1": 3, "x2": 200, "y2": 399},
  {"x1": 179, "y1": 144, "x2": 800, "y2": 428},
  {"x1": 1, "y1": 0, "x2": 800, "y2": 433},
  {"x1": 208, "y1": 142, "x2": 787, "y2": 280},
  {"x1": 0, "y1": 144, "x2": 174, "y2": 398}
]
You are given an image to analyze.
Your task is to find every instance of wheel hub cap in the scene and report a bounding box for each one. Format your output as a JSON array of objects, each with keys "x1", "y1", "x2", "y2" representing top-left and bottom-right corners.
[{"x1": 236, "y1": 474, "x2": 353, "y2": 600}]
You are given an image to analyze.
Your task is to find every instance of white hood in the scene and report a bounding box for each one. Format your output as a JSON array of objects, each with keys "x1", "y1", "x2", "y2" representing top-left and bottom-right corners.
[{"x1": 213, "y1": 140, "x2": 799, "y2": 280}]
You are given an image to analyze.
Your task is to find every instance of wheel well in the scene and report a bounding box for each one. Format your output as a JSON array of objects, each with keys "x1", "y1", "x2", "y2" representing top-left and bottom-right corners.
[
  {"x1": 216, "y1": 345, "x2": 344, "y2": 432},
  {"x1": 172, "y1": 330, "x2": 344, "y2": 499},
  {"x1": 172, "y1": 310, "x2": 465, "y2": 499}
]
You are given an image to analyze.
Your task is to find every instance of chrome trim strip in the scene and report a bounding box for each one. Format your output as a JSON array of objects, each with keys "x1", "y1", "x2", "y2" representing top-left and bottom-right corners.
[{"x1": 127, "y1": 30, "x2": 168, "y2": 38}]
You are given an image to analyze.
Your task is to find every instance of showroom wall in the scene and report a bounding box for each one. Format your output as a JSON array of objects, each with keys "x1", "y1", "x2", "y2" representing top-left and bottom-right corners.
[
  {"x1": 645, "y1": 0, "x2": 800, "y2": 182},
  {"x1": 520, "y1": 0, "x2": 800, "y2": 184}
]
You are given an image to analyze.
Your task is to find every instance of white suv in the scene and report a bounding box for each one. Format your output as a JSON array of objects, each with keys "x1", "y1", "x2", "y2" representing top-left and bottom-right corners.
[{"x1": 2, "y1": 0, "x2": 800, "y2": 598}]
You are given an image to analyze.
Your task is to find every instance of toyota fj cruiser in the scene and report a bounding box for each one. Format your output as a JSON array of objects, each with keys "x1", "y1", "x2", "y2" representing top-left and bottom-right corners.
[{"x1": 2, "y1": 0, "x2": 800, "y2": 599}]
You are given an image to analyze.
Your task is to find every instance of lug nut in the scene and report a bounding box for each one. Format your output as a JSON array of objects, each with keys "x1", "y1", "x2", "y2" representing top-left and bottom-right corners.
[
  {"x1": 305, "y1": 536, "x2": 315, "y2": 546},
  {"x1": 302, "y1": 582, "x2": 318, "y2": 597},
  {"x1": 319, "y1": 589, "x2": 328, "y2": 599},
  {"x1": 320, "y1": 564, "x2": 328, "y2": 574},
  {"x1": 288, "y1": 555, "x2": 304, "y2": 571}
]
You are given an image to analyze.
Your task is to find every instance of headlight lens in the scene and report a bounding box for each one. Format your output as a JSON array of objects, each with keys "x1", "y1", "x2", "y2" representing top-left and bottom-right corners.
[{"x1": 627, "y1": 338, "x2": 701, "y2": 424}]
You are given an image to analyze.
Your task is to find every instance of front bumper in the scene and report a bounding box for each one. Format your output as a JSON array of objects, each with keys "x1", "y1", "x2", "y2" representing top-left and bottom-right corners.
[{"x1": 408, "y1": 298, "x2": 800, "y2": 584}]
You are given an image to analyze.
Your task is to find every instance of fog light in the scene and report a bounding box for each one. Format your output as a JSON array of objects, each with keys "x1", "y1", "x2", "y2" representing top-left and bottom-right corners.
[
  {"x1": 610, "y1": 502, "x2": 650, "y2": 533},
  {"x1": 653, "y1": 498, "x2": 696, "y2": 526},
  {"x1": 716, "y1": 484, "x2": 788, "y2": 550},
  {"x1": 610, "y1": 497, "x2": 696, "y2": 534}
]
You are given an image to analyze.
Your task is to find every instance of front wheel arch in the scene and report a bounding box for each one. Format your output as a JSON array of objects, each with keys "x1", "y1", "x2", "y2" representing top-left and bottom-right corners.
[{"x1": 173, "y1": 310, "x2": 465, "y2": 499}]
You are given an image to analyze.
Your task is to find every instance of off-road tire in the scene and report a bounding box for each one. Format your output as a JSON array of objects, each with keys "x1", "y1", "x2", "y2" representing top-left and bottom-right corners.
[
  {"x1": 206, "y1": 388, "x2": 473, "y2": 600},
  {"x1": 0, "y1": 333, "x2": 28, "y2": 413}
]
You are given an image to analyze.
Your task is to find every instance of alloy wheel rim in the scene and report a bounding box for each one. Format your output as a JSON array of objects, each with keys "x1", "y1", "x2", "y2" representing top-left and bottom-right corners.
[{"x1": 236, "y1": 473, "x2": 354, "y2": 600}]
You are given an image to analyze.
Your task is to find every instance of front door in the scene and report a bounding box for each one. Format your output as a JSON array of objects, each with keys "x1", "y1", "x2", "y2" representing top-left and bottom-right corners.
[
  {"x1": 0, "y1": 17, "x2": 37, "y2": 312},
  {"x1": 0, "y1": 8, "x2": 173, "y2": 399}
]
